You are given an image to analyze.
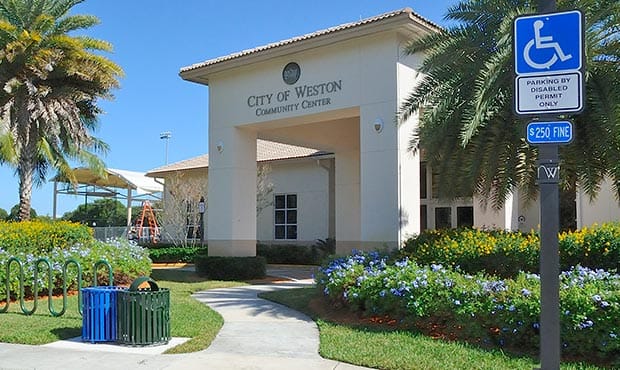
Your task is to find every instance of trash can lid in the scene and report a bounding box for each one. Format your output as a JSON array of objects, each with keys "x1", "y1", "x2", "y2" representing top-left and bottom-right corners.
[{"x1": 129, "y1": 276, "x2": 159, "y2": 292}]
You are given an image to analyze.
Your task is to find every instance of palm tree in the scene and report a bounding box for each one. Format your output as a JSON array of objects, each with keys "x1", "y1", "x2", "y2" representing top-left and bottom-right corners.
[
  {"x1": 0, "y1": 0, "x2": 122, "y2": 220},
  {"x1": 399, "y1": 0, "x2": 619, "y2": 209}
]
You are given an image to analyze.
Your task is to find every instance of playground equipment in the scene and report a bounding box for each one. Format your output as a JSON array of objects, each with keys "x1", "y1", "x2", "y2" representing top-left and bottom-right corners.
[{"x1": 135, "y1": 201, "x2": 160, "y2": 243}]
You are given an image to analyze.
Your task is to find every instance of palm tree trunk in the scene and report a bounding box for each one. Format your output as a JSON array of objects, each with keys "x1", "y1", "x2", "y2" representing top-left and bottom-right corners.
[
  {"x1": 16, "y1": 93, "x2": 35, "y2": 222},
  {"x1": 18, "y1": 155, "x2": 34, "y2": 221}
]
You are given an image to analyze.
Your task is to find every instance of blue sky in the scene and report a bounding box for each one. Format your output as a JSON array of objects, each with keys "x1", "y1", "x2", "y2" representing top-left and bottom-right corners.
[{"x1": 0, "y1": 0, "x2": 460, "y2": 217}]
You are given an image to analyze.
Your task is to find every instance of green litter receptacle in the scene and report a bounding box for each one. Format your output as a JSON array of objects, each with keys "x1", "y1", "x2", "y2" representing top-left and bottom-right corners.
[{"x1": 117, "y1": 276, "x2": 170, "y2": 346}]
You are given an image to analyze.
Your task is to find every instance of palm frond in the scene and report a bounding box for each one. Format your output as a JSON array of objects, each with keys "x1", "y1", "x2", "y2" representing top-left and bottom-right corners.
[{"x1": 53, "y1": 14, "x2": 98, "y2": 34}]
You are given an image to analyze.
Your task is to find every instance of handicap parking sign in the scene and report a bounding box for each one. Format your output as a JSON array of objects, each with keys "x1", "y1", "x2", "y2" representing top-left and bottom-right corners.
[{"x1": 514, "y1": 10, "x2": 583, "y2": 75}]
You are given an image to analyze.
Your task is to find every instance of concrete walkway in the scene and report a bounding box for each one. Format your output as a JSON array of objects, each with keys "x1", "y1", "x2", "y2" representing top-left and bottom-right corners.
[{"x1": 0, "y1": 274, "x2": 373, "y2": 370}]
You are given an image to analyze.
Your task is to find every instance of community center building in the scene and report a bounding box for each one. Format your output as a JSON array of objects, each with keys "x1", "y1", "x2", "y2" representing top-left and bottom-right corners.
[{"x1": 147, "y1": 8, "x2": 619, "y2": 256}]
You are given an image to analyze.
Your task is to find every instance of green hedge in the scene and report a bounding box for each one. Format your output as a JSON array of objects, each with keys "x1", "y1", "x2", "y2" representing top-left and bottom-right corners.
[
  {"x1": 402, "y1": 223, "x2": 620, "y2": 277},
  {"x1": 148, "y1": 245, "x2": 207, "y2": 263},
  {"x1": 142, "y1": 239, "x2": 335, "y2": 265},
  {"x1": 258, "y1": 238, "x2": 334, "y2": 265},
  {"x1": 144, "y1": 239, "x2": 334, "y2": 265},
  {"x1": 257, "y1": 242, "x2": 331, "y2": 265},
  {"x1": 195, "y1": 255, "x2": 266, "y2": 280}
]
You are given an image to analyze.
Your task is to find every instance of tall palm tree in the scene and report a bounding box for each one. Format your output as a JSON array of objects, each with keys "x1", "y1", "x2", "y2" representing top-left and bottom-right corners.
[
  {"x1": 399, "y1": 0, "x2": 619, "y2": 209},
  {"x1": 0, "y1": 0, "x2": 122, "y2": 220}
]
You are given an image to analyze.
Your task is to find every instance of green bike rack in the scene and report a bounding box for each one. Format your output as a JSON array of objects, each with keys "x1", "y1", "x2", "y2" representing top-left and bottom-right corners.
[
  {"x1": 0, "y1": 258, "x2": 112, "y2": 316},
  {"x1": 93, "y1": 260, "x2": 114, "y2": 287}
]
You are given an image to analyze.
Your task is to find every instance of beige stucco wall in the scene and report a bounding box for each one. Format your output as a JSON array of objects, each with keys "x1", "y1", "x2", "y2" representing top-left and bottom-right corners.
[
  {"x1": 396, "y1": 49, "x2": 424, "y2": 240},
  {"x1": 256, "y1": 159, "x2": 330, "y2": 244},
  {"x1": 203, "y1": 29, "x2": 426, "y2": 256},
  {"x1": 159, "y1": 158, "x2": 331, "y2": 245},
  {"x1": 517, "y1": 194, "x2": 541, "y2": 232},
  {"x1": 577, "y1": 178, "x2": 620, "y2": 228},
  {"x1": 473, "y1": 191, "x2": 519, "y2": 231}
]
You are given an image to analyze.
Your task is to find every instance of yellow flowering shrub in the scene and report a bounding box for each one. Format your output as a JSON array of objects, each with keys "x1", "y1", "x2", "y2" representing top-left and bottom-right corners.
[
  {"x1": 402, "y1": 228, "x2": 540, "y2": 277},
  {"x1": 560, "y1": 223, "x2": 620, "y2": 271},
  {"x1": 0, "y1": 220, "x2": 92, "y2": 253},
  {"x1": 402, "y1": 223, "x2": 620, "y2": 277}
]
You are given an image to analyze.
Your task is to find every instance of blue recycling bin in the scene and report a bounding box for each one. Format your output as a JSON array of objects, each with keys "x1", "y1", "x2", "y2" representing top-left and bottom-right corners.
[{"x1": 81, "y1": 286, "x2": 126, "y2": 343}]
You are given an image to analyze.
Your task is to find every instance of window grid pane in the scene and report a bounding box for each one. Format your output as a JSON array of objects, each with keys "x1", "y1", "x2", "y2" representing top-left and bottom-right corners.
[
  {"x1": 275, "y1": 195, "x2": 286, "y2": 209},
  {"x1": 275, "y1": 210, "x2": 285, "y2": 224},
  {"x1": 286, "y1": 194, "x2": 297, "y2": 208},
  {"x1": 286, "y1": 225, "x2": 297, "y2": 239},
  {"x1": 286, "y1": 210, "x2": 297, "y2": 224},
  {"x1": 275, "y1": 226, "x2": 285, "y2": 239},
  {"x1": 457, "y1": 206, "x2": 474, "y2": 228},
  {"x1": 435, "y1": 207, "x2": 452, "y2": 229}
]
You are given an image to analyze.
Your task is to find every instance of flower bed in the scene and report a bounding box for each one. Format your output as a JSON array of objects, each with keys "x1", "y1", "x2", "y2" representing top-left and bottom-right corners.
[
  {"x1": 316, "y1": 251, "x2": 620, "y2": 365},
  {"x1": 0, "y1": 221, "x2": 151, "y2": 299}
]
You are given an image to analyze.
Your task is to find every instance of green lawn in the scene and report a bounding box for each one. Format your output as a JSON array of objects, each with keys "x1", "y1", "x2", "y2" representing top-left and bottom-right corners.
[
  {"x1": 0, "y1": 295, "x2": 83, "y2": 345},
  {"x1": 260, "y1": 287, "x2": 603, "y2": 370},
  {"x1": 0, "y1": 269, "x2": 243, "y2": 353}
]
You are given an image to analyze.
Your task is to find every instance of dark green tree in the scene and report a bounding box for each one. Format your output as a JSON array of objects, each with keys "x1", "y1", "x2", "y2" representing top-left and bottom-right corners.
[
  {"x1": 62, "y1": 198, "x2": 126, "y2": 226},
  {"x1": 0, "y1": 0, "x2": 123, "y2": 221},
  {"x1": 7, "y1": 203, "x2": 36, "y2": 220},
  {"x1": 399, "y1": 0, "x2": 620, "y2": 209},
  {"x1": 0, "y1": 207, "x2": 9, "y2": 220}
]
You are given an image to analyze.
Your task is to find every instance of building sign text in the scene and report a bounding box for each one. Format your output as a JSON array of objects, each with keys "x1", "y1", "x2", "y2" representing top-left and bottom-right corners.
[{"x1": 246, "y1": 80, "x2": 342, "y2": 117}]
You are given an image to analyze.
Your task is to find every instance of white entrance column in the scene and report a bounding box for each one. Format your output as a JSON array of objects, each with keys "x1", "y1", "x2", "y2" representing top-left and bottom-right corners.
[
  {"x1": 358, "y1": 103, "x2": 420, "y2": 252},
  {"x1": 207, "y1": 128, "x2": 257, "y2": 256},
  {"x1": 335, "y1": 149, "x2": 360, "y2": 254}
]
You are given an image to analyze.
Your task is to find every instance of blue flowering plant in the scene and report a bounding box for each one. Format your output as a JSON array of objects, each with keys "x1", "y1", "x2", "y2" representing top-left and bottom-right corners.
[
  {"x1": 315, "y1": 250, "x2": 385, "y2": 308},
  {"x1": 317, "y1": 252, "x2": 620, "y2": 365},
  {"x1": 558, "y1": 266, "x2": 620, "y2": 359}
]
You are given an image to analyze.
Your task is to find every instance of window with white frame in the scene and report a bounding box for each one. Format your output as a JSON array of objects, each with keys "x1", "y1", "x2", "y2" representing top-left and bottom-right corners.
[{"x1": 274, "y1": 194, "x2": 297, "y2": 240}]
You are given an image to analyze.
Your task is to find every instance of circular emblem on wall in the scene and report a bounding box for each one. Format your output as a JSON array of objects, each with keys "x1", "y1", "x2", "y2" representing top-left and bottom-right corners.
[{"x1": 282, "y1": 62, "x2": 301, "y2": 85}]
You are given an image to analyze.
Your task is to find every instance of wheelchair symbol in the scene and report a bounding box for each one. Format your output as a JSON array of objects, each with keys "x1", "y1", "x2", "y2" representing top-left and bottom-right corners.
[{"x1": 523, "y1": 20, "x2": 572, "y2": 69}]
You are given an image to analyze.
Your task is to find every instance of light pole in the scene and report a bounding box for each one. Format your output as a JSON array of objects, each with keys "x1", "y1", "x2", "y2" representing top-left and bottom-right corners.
[
  {"x1": 198, "y1": 196, "x2": 206, "y2": 245},
  {"x1": 160, "y1": 131, "x2": 172, "y2": 164}
]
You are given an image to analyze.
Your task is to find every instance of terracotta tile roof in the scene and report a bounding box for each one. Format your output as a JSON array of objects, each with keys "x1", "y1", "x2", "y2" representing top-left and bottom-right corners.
[
  {"x1": 180, "y1": 8, "x2": 440, "y2": 74},
  {"x1": 146, "y1": 140, "x2": 330, "y2": 177},
  {"x1": 147, "y1": 154, "x2": 210, "y2": 175}
]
